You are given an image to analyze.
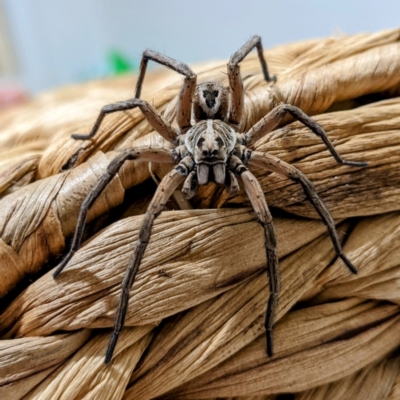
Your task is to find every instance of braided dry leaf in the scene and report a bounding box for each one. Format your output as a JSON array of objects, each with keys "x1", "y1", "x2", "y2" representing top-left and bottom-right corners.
[
  {"x1": 388, "y1": 370, "x2": 400, "y2": 400},
  {"x1": 0, "y1": 77, "x2": 135, "y2": 168},
  {"x1": 241, "y1": 41, "x2": 400, "y2": 130},
  {"x1": 0, "y1": 330, "x2": 90, "y2": 400},
  {"x1": 2, "y1": 97, "x2": 400, "y2": 298},
  {"x1": 0, "y1": 71, "x2": 174, "y2": 193},
  {"x1": 0, "y1": 153, "x2": 40, "y2": 198},
  {"x1": 296, "y1": 353, "x2": 400, "y2": 400},
  {"x1": 122, "y1": 229, "x2": 380, "y2": 399},
  {"x1": 281, "y1": 28, "x2": 400, "y2": 77},
  {"x1": 0, "y1": 141, "x2": 166, "y2": 297},
  {"x1": 0, "y1": 211, "x2": 328, "y2": 338},
  {"x1": 172, "y1": 302, "x2": 398, "y2": 398},
  {"x1": 1, "y1": 29, "x2": 400, "y2": 399},
  {"x1": 23, "y1": 326, "x2": 153, "y2": 400},
  {"x1": 0, "y1": 367, "x2": 58, "y2": 400},
  {"x1": 226, "y1": 99, "x2": 400, "y2": 217},
  {"x1": 167, "y1": 315, "x2": 400, "y2": 398},
  {"x1": 304, "y1": 211, "x2": 400, "y2": 303}
]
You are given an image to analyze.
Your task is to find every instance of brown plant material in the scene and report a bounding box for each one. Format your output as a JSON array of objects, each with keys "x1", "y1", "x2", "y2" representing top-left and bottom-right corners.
[
  {"x1": 0, "y1": 330, "x2": 91, "y2": 400},
  {"x1": 24, "y1": 327, "x2": 153, "y2": 400},
  {"x1": 388, "y1": 370, "x2": 400, "y2": 400},
  {"x1": 0, "y1": 211, "x2": 328, "y2": 337},
  {"x1": 163, "y1": 311, "x2": 400, "y2": 398},
  {"x1": 1, "y1": 29, "x2": 400, "y2": 399},
  {"x1": 0, "y1": 141, "x2": 166, "y2": 297},
  {"x1": 296, "y1": 353, "x2": 400, "y2": 400}
]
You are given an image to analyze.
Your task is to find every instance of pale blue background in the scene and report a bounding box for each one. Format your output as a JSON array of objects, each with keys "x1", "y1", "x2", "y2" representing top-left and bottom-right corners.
[{"x1": 2, "y1": 0, "x2": 399, "y2": 93}]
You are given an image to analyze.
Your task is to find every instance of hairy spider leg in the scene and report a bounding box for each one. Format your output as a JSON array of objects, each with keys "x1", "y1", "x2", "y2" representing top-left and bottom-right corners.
[
  {"x1": 53, "y1": 147, "x2": 175, "y2": 279},
  {"x1": 135, "y1": 49, "x2": 197, "y2": 133},
  {"x1": 105, "y1": 156, "x2": 193, "y2": 364},
  {"x1": 71, "y1": 50, "x2": 196, "y2": 141},
  {"x1": 243, "y1": 103, "x2": 368, "y2": 168},
  {"x1": 71, "y1": 98, "x2": 178, "y2": 143},
  {"x1": 227, "y1": 35, "x2": 276, "y2": 127},
  {"x1": 230, "y1": 155, "x2": 279, "y2": 357},
  {"x1": 250, "y1": 151, "x2": 358, "y2": 274}
]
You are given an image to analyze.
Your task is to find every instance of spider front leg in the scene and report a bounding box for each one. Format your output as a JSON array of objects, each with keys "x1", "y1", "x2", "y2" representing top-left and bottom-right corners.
[
  {"x1": 53, "y1": 146, "x2": 176, "y2": 279},
  {"x1": 249, "y1": 151, "x2": 358, "y2": 274},
  {"x1": 244, "y1": 104, "x2": 368, "y2": 168},
  {"x1": 71, "y1": 98, "x2": 178, "y2": 144},
  {"x1": 105, "y1": 156, "x2": 193, "y2": 364},
  {"x1": 74, "y1": 51, "x2": 196, "y2": 142},
  {"x1": 230, "y1": 155, "x2": 279, "y2": 357},
  {"x1": 135, "y1": 49, "x2": 197, "y2": 133},
  {"x1": 228, "y1": 35, "x2": 276, "y2": 127}
]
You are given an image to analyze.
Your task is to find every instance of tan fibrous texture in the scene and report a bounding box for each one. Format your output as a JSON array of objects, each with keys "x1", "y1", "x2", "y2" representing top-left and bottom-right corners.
[{"x1": 1, "y1": 29, "x2": 400, "y2": 399}]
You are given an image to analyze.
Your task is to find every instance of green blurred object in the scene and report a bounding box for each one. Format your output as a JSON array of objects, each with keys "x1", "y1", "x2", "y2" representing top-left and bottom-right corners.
[{"x1": 108, "y1": 49, "x2": 137, "y2": 75}]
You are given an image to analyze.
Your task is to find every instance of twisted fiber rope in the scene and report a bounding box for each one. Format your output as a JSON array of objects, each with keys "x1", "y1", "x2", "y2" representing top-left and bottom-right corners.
[{"x1": 1, "y1": 29, "x2": 400, "y2": 399}]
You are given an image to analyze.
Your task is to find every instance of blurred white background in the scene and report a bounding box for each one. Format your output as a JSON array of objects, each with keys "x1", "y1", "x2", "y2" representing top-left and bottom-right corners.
[{"x1": 0, "y1": 0, "x2": 399, "y2": 95}]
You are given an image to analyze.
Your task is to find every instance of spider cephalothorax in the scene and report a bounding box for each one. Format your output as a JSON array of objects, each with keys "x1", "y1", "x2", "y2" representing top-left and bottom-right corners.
[
  {"x1": 185, "y1": 119, "x2": 236, "y2": 185},
  {"x1": 54, "y1": 35, "x2": 367, "y2": 364},
  {"x1": 193, "y1": 82, "x2": 230, "y2": 122}
]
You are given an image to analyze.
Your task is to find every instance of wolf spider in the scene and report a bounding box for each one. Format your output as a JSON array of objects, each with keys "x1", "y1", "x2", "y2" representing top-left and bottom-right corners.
[{"x1": 53, "y1": 36, "x2": 367, "y2": 364}]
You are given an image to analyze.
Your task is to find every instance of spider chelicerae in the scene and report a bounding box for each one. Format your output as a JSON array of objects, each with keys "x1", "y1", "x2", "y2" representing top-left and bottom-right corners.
[{"x1": 53, "y1": 36, "x2": 367, "y2": 364}]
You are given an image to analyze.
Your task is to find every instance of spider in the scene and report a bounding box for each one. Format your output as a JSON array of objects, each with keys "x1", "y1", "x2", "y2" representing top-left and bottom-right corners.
[{"x1": 53, "y1": 36, "x2": 367, "y2": 364}]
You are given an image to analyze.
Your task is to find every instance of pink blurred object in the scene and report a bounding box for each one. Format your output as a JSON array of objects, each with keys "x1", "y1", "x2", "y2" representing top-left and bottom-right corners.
[{"x1": 0, "y1": 82, "x2": 29, "y2": 109}]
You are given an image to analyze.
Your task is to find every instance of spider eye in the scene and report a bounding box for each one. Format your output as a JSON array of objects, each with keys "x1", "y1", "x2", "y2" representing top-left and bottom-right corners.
[
  {"x1": 203, "y1": 91, "x2": 209, "y2": 97},
  {"x1": 197, "y1": 137, "x2": 205, "y2": 147},
  {"x1": 212, "y1": 90, "x2": 219, "y2": 97},
  {"x1": 216, "y1": 137, "x2": 223, "y2": 147}
]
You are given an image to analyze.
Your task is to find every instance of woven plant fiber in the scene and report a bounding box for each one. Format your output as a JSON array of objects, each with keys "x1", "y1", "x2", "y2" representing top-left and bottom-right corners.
[{"x1": 1, "y1": 28, "x2": 400, "y2": 399}]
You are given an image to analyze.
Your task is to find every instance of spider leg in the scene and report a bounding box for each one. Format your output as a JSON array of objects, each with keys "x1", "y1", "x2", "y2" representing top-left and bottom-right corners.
[
  {"x1": 244, "y1": 104, "x2": 368, "y2": 168},
  {"x1": 135, "y1": 49, "x2": 197, "y2": 133},
  {"x1": 228, "y1": 35, "x2": 276, "y2": 127},
  {"x1": 229, "y1": 155, "x2": 279, "y2": 357},
  {"x1": 249, "y1": 151, "x2": 358, "y2": 274},
  {"x1": 53, "y1": 147, "x2": 175, "y2": 279},
  {"x1": 72, "y1": 98, "x2": 178, "y2": 144},
  {"x1": 182, "y1": 170, "x2": 198, "y2": 199},
  {"x1": 105, "y1": 156, "x2": 192, "y2": 363}
]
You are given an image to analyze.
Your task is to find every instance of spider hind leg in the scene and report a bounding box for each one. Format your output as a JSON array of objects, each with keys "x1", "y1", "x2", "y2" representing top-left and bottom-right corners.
[
  {"x1": 105, "y1": 156, "x2": 195, "y2": 364},
  {"x1": 230, "y1": 155, "x2": 279, "y2": 357},
  {"x1": 250, "y1": 151, "x2": 358, "y2": 275}
]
